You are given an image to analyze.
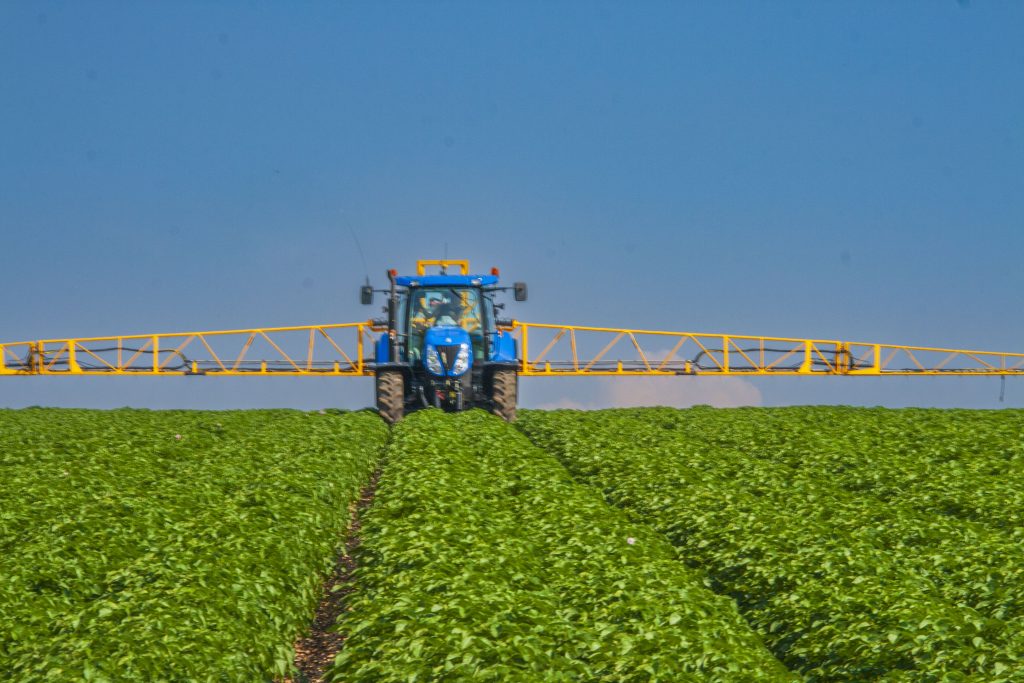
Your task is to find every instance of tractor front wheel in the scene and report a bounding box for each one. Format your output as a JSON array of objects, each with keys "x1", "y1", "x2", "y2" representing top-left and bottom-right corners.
[
  {"x1": 376, "y1": 369, "x2": 405, "y2": 424},
  {"x1": 491, "y1": 367, "x2": 517, "y2": 422}
]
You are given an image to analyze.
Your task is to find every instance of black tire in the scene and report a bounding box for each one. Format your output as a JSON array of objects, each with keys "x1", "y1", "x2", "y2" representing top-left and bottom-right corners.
[
  {"x1": 491, "y1": 367, "x2": 517, "y2": 421},
  {"x1": 376, "y1": 370, "x2": 405, "y2": 424}
]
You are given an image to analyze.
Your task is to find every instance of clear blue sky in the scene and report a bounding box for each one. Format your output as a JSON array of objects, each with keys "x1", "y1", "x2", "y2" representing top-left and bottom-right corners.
[{"x1": 1, "y1": 1, "x2": 1022, "y2": 410}]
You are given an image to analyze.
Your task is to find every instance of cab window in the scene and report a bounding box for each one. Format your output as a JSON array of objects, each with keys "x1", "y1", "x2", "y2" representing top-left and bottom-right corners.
[{"x1": 406, "y1": 287, "x2": 485, "y2": 356}]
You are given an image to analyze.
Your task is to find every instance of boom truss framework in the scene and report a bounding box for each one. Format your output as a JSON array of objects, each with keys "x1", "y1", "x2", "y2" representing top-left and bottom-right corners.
[
  {"x1": 2, "y1": 321, "x2": 1023, "y2": 378},
  {"x1": 0, "y1": 323, "x2": 375, "y2": 377},
  {"x1": 515, "y1": 323, "x2": 1024, "y2": 377}
]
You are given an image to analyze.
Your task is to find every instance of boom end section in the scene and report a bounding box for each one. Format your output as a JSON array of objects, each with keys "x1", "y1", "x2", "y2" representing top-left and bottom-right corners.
[
  {"x1": 0, "y1": 323, "x2": 379, "y2": 376},
  {"x1": 513, "y1": 322, "x2": 1024, "y2": 378}
]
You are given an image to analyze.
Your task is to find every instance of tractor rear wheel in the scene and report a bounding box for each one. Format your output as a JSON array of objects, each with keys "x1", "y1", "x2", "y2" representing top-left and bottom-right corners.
[
  {"x1": 376, "y1": 370, "x2": 404, "y2": 424},
  {"x1": 491, "y1": 367, "x2": 517, "y2": 421}
]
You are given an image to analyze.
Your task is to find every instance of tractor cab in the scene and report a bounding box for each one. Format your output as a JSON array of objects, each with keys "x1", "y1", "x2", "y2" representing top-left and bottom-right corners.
[
  {"x1": 406, "y1": 286, "x2": 488, "y2": 364},
  {"x1": 362, "y1": 259, "x2": 525, "y2": 423}
]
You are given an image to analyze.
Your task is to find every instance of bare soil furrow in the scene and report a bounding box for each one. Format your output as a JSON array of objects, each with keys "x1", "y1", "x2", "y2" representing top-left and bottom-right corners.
[{"x1": 285, "y1": 467, "x2": 382, "y2": 683}]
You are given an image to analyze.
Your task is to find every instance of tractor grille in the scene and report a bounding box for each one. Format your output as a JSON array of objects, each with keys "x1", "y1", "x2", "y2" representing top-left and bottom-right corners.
[{"x1": 437, "y1": 345, "x2": 461, "y2": 371}]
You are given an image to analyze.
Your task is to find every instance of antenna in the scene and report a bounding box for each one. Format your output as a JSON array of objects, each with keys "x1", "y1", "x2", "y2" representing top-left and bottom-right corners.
[{"x1": 343, "y1": 212, "x2": 370, "y2": 283}]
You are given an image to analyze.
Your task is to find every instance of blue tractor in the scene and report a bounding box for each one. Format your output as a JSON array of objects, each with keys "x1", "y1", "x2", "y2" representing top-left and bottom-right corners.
[{"x1": 361, "y1": 260, "x2": 526, "y2": 423}]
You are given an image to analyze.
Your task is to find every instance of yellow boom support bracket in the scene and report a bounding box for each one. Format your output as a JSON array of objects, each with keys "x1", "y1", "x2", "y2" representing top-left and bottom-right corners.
[{"x1": 416, "y1": 259, "x2": 470, "y2": 275}]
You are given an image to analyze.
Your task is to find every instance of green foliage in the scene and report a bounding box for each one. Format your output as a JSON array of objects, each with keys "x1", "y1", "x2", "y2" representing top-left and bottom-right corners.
[
  {"x1": 0, "y1": 408, "x2": 387, "y2": 681},
  {"x1": 11, "y1": 404, "x2": 1023, "y2": 681},
  {"x1": 329, "y1": 409, "x2": 794, "y2": 682},
  {"x1": 518, "y1": 407, "x2": 1024, "y2": 682},
  {"x1": 610, "y1": 407, "x2": 1024, "y2": 623}
]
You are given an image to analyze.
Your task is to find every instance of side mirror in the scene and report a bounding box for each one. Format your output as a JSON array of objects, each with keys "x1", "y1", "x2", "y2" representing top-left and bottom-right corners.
[
  {"x1": 513, "y1": 282, "x2": 528, "y2": 302},
  {"x1": 360, "y1": 285, "x2": 374, "y2": 305}
]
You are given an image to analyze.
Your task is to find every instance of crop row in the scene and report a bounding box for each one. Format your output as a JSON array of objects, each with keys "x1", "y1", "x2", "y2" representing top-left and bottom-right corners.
[
  {"x1": 328, "y1": 409, "x2": 795, "y2": 682},
  {"x1": 595, "y1": 407, "x2": 1024, "y2": 624},
  {"x1": 518, "y1": 408, "x2": 1024, "y2": 681},
  {"x1": 0, "y1": 408, "x2": 387, "y2": 681},
  {"x1": 686, "y1": 406, "x2": 1024, "y2": 534}
]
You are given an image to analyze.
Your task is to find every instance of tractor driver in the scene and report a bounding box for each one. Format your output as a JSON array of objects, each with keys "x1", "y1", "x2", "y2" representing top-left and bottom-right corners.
[
  {"x1": 408, "y1": 289, "x2": 483, "y2": 361},
  {"x1": 433, "y1": 299, "x2": 461, "y2": 327},
  {"x1": 409, "y1": 293, "x2": 443, "y2": 360},
  {"x1": 411, "y1": 294, "x2": 441, "y2": 330},
  {"x1": 426, "y1": 295, "x2": 443, "y2": 321}
]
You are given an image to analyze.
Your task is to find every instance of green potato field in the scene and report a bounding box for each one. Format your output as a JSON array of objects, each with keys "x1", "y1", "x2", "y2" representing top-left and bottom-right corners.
[
  {"x1": 2, "y1": 406, "x2": 1024, "y2": 681},
  {"x1": 0, "y1": 409, "x2": 387, "y2": 681}
]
